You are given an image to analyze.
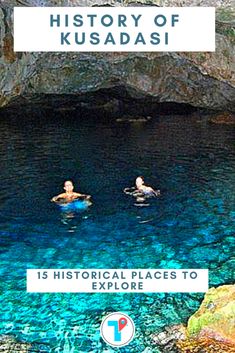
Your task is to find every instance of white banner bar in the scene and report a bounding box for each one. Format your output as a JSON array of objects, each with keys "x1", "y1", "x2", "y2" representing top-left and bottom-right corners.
[
  {"x1": 14, "y1": 7, "x2": 215, "y2": 52},
  {"x1": 27, "y1": 269, "x2": 208, "y2": 293}
]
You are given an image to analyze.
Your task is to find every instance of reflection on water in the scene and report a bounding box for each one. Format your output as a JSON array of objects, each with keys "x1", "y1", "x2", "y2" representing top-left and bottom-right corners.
[{"x1": 0, "y1": 109, "x2": 234, "y2": 352}]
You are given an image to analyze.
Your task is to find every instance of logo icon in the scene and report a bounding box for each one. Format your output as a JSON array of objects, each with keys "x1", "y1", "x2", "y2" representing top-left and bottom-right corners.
[{"x1": 100, "y1": 312, "x2": 135, "y2": 347}]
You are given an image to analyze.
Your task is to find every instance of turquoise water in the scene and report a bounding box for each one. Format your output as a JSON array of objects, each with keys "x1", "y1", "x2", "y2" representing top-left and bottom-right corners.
[{"x1": 0, "y1": 110, "x2": 234, "y2": 352}]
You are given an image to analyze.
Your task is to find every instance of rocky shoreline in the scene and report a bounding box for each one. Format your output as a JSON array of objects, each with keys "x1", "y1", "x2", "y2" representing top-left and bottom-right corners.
[{"x1": 152, "y1": 285, "x2": 235, "y2": 353}]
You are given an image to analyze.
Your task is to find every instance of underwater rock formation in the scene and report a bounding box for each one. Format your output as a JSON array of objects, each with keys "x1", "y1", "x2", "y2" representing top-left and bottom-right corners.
[
  {"x1": 0, "y1": 1, "x2": 234, "y2": 111},
  {"x1": 0, "y1": 335, "x2": 31, "y2": 353},
  {"x1": 116, "y1": 115, "x2": 152, "y2": 122},
  {"x1": 209, "y1": 111, "x2": 235, "y2": 124},
  {"x1": 153, "y1": 285, "x2": 235, "y2": 353},
  {"x1": 152, "y1": 325, "x2": 186, "y2": 352},
  {"x1": 0, "y1": 334, "x2": 49, "y2": 353}
]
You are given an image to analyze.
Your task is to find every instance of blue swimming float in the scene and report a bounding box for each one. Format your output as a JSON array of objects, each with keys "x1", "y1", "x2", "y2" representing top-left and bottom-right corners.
[
  {"x1": 54, "y1": 197, "x2": 92, "y2": 212},
  {"x1": 60, "y1": 200, "x2": 91, "y2": 211}
]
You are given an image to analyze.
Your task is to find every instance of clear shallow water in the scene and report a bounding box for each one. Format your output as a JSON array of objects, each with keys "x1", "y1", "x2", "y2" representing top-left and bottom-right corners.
[{"x1": 0, "y1": 110, "x2": 234, "y2": 352}]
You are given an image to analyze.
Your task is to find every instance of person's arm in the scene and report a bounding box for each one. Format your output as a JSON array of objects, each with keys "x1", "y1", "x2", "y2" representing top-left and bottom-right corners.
[
  {"x1": 153, "y1": 189, "x2": 160, "y2": 196},
  {"x1": 51, "y1": 193, "x2": 65, "y2": 202},
  {"x1": 73, "y1": 192, "x2": 91, "y2": 200},
  {"x1": 73, "y1": 192, "x2": 83, "y2": 197},
  {"x1": 145, "y1": 186, "x2": 160, "y2": 196}
]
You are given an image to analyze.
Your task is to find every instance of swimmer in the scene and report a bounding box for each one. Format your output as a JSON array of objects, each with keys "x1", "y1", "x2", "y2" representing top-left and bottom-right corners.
[
  {"x1": 51, "y1": 180, "x2": 91, "y2": 203},
  {"x1": 124, "y1": 176, "x2": 160, "y2": 199},
  {"x1": 135, "y1": 176, "x2": 160, "y2": 197}
]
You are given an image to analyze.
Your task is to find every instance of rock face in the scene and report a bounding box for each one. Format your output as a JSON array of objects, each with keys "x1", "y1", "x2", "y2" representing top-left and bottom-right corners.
[
  {"x1": 187, "y1": 285, "x2": 235, "y2": 346},
  {"x1": 0, "y1": 1, "x2": 234, "y2": 111},
  {"x1": 177, "y1": 338, "x2": 235, "y2": 352},
  {"x1": 153, "y1": 285, "x2": 235, "y2": 353}
]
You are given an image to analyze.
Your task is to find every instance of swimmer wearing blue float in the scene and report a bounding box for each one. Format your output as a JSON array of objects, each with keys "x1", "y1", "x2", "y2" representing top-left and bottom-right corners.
[
  {"x1": 51, "y1": 180, "x2": 91, "y2": 204},
  {"x1": 135, "y1": 176, "x2": 160, "y2": 197}
]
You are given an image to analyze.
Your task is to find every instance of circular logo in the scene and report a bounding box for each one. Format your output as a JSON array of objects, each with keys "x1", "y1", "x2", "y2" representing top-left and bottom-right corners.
[{"x1": 100, "y1": 312, "x2": 135, "y2": 347}]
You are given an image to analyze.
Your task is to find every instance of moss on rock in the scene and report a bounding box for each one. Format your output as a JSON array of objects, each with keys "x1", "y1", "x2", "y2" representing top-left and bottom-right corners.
[{"x1": 187, "y1": 285, "x2": 235, "y2": 345}]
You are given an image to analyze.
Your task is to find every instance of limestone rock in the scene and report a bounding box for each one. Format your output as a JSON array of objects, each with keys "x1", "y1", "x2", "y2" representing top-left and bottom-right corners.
[
  {"x1": 151, "y1": 325, "x2": 186, "y2": 352},
  {"x1": 0, "y1": 2, "x2": 234, "y2": 111},
  {"x1": 5, "y1": 0, "x2": 235, "y2": 6},
  {"x1": 152, "y1": 285, "x2": 235, "y2": 353},
  {"x1": 187, "y1": 285, "x2": 235, "y2": 346},
  {"x1": 177, "y1": 338, "x2": 235, "y2": 352}
]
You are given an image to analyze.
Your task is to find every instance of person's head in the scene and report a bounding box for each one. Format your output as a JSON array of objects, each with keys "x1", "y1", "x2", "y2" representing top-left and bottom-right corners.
[
  {"x1": 136, "y1": 176, "x2": 144, "y2": 189},
  {"x1": 64, "y1": 180, "x2": 74, "y2": 193}
]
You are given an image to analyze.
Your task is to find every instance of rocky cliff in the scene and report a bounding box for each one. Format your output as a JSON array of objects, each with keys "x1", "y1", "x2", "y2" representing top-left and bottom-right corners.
[
  {"x1": 152, "y1": 285, "x2": 235, "y2": 353},
  {"x1": 0, "y1": 1, "x2": 234, "y2": 111}
]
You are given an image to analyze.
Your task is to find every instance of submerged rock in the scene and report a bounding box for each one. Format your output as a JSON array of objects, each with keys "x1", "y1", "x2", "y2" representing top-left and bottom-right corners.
[
  {"x1": 116, "y1": 115, "x2": 152, "y2": 122},
  {"x1": 0, "y1": 335, "x2": 31, "y2": 353},
  {"x1": 151, "y1": 325, "x2": 186, "y2": 352},
  {"x1": 0, "y1": 335, "x2": 49, "y2": 353},
  {"x1": 209, "y1": 112, "x2": 235, "y2": 124}
]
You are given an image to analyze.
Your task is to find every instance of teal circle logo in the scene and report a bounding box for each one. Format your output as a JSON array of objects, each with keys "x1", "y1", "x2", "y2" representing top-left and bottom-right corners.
[{"x1": 100, "y1": 312, "x2": 135, "y2": 347}]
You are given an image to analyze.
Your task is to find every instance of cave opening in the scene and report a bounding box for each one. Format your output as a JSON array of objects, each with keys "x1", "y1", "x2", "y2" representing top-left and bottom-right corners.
[{"x1": 0, "y1": 86, "x2": 208, "y2": 123}]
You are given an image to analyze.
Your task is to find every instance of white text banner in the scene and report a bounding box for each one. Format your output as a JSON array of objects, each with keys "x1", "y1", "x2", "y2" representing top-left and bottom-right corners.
[
  {"x1": 27, "y1": 269, "x2": 209, "y2": 293},
  {"x1": 14, "y1": 7, "x2": 215, "y2": 52}
]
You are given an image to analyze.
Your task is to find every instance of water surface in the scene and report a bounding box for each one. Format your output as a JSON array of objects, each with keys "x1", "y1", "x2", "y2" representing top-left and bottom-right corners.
[{"x1": 0, "y1": 109, "x2": 234, "y2": 352}]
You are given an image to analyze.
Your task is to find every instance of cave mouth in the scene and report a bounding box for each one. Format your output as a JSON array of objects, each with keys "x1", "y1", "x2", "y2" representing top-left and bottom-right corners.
[{"x1": 1, "y1": 87, "x2": 202, "y2": 121}]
